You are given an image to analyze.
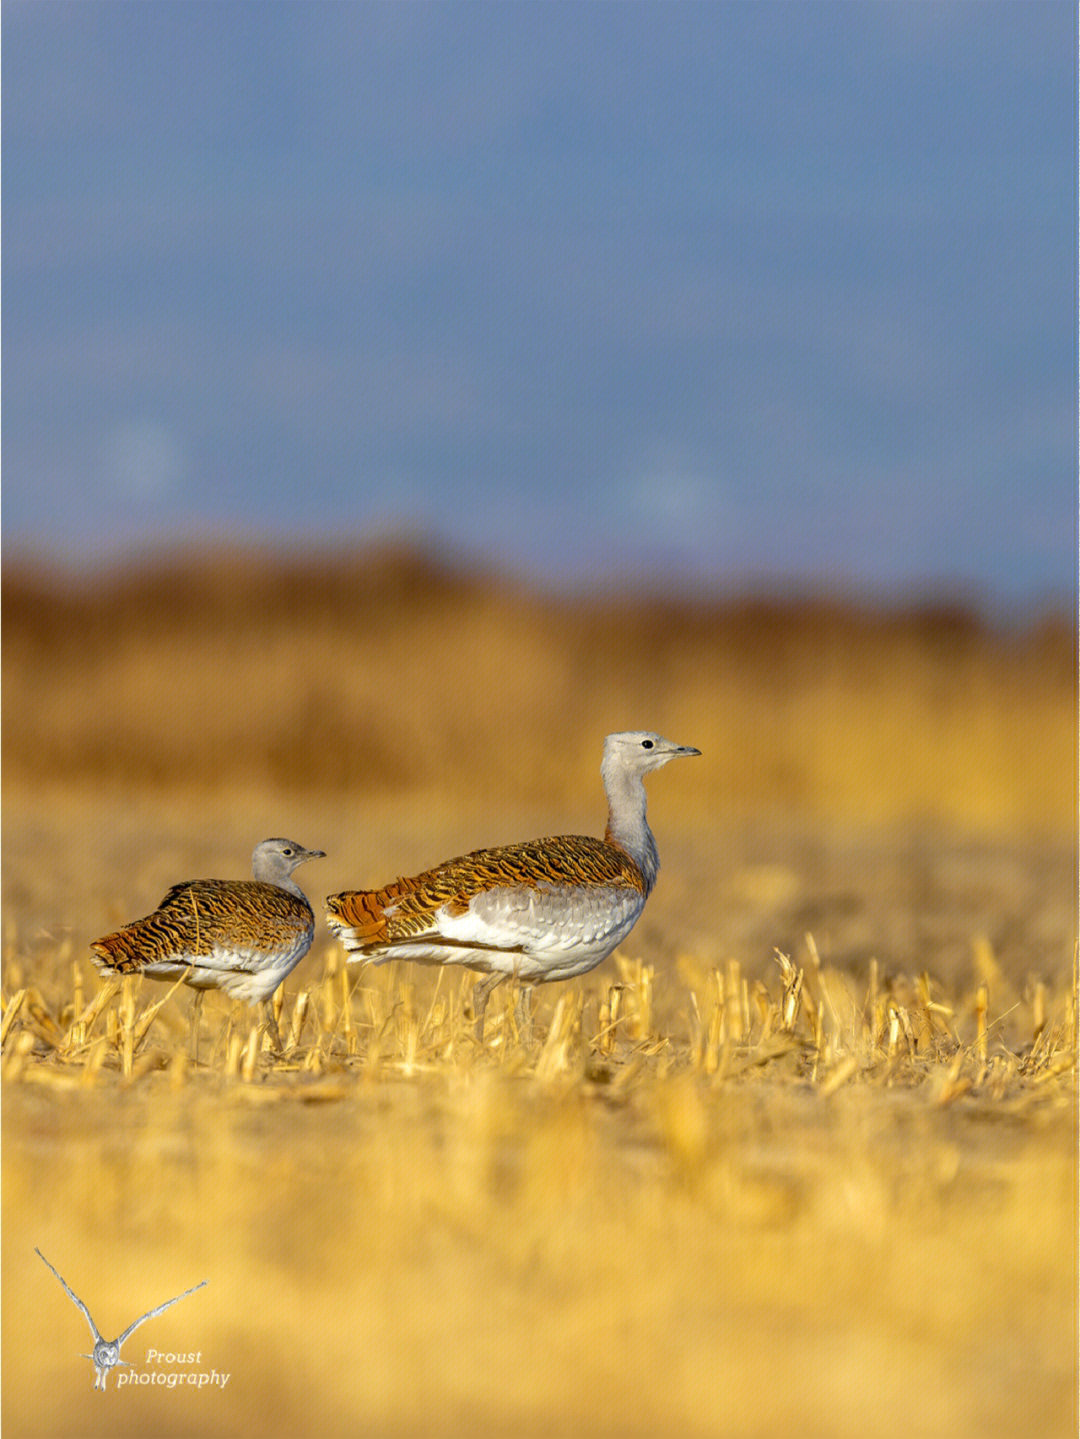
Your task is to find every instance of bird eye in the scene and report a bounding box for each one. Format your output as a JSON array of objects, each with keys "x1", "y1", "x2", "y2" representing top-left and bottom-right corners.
[
  {"x1": 641, "y1": 739, "x2": 654, "y2": 749},
  {"x1": 281, "y1": 847, "x2": 294, "y2": 856}
]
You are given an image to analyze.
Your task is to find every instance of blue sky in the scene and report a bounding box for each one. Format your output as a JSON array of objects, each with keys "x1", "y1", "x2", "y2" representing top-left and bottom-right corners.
[{"x1": 4, "y1": 1, "x2": 1074, "y2": 605}]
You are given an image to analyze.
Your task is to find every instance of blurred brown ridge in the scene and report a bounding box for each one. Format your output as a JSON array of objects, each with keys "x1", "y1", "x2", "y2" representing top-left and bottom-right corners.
[{"x1": 3, "y1": 542, "x2": 1074, "y2": 831}]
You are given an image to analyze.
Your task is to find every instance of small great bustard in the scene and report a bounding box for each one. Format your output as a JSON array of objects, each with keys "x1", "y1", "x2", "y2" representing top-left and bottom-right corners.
[
  {"x1": 90, "y1": 838, "x2": 325, "y2": 1056},
  {"x1": 326, "y1": 732, "x2": 699, "y2": 1039}
]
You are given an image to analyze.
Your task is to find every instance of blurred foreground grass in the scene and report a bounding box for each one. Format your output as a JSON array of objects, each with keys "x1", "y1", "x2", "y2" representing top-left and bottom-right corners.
[
  {"x1": 3, "y1": 943, "x2": 1076, "y2": 1439},
  {"x1": 2, "y1": 547, "x2": 1076, "y2": 1438}
]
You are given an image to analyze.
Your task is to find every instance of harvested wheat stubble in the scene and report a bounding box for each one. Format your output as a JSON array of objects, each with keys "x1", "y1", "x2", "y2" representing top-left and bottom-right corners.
[
  {"x1": 3, "y1": 944, "x2": 1076, "y2": 1439},
  {"x1": 3, "y1": 932, "x2": 1074, "y2": 1100}
]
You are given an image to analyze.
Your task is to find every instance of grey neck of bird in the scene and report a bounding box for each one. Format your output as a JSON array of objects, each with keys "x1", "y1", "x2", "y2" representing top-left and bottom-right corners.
[
  {"x1": 252, "y1": 856, "x2": 307, "y2": 900},
  {"x1": 602, "y1": 762, "x2": 659, "y2": 894}
]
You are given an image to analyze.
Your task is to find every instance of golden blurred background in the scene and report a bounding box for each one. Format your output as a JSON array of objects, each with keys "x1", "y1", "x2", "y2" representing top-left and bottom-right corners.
[
  {"x1": 5, "y1": 543, "x2": 1072, "y2": 829},
  {"x1": 5, "y1": 543, "x2": 1073, "y2": 988}
]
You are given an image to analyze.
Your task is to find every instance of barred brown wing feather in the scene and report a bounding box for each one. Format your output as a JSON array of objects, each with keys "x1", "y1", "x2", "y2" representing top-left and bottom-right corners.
[
  {"x1": 327, "y1": 835, "x2": 645, "y2": 950},
  {"x1": 92, "y1": 881, "x2": 313, "y2": 970},
  {"x1": 324, "y1": 889, "x2": 390, "y2": 942}
]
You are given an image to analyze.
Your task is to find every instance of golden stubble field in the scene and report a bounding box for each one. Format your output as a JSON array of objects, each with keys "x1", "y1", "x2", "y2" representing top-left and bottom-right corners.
[{"x1": 2, "y1": 546, "x2": 1076, "y2": 1439}]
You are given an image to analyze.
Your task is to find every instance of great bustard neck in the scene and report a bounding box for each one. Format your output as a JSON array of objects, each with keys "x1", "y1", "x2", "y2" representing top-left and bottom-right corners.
[{"x1": 601, "y1": 760, "x2": 659, "y2": 894}]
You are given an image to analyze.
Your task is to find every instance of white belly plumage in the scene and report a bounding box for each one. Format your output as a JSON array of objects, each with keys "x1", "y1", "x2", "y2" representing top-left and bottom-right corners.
[
  {"x1": 138, "y1": 934, "x2": 312, "y2": 1004},
  {"x1": 363, "y1": 883, "x2": 645, "y2": 982}
]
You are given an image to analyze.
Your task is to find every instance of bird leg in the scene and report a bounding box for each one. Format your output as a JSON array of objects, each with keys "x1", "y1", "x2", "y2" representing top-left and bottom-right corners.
[
  {"x1": 514, "y1": 984, "x2": 535, "y2": 1046},
  {"x1": 471, "y1": 973, "x2": 504, "y2": 1042},
  {"x1": 188, "y1": 990, "x2": 205, "y2": 1065},
  {"x1": 261, "y1": 1000, "x2": 283, "y2": 1055}
]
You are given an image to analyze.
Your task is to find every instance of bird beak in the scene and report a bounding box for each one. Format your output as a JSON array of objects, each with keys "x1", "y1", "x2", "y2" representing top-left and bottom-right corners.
[{"x1": 674, "y1": 744, "x2": 701, "y2": 757}]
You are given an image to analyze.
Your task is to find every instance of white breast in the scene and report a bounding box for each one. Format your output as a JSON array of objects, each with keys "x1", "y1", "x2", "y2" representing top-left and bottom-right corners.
[{"x1": 421, "y1": 883, "x2": 645, "y2": 980}]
